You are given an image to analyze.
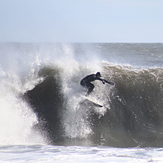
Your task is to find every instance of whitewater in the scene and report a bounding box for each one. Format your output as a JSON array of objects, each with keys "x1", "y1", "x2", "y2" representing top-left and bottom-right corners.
[{"x1": 0, "y1": 43, "x2": 163, "y2": 162}]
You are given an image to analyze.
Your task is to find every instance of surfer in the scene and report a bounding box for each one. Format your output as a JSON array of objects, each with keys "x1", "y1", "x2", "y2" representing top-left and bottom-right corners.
[{"x1": 80, "y1": 72, "x2": 114, "y2": 96}]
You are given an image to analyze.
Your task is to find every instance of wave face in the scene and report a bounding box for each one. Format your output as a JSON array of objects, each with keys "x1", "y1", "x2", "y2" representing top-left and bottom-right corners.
[
  {"x1": 96, "y1": 65, "x2": 163, "y2": 147},
  {"x1": 0, "y1": 43, "x2": 163, "y2": 147}
]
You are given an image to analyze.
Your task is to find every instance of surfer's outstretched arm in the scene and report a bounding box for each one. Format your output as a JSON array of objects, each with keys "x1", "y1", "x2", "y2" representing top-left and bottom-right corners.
[{"x1": 103, "y1": 79, "x2": 114, "y2": 85}]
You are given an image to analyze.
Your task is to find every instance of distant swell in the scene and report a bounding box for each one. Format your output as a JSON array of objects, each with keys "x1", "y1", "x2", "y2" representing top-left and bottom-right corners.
[{"x1": 24, "y1": 64, "x2": 163, "y2": 147}]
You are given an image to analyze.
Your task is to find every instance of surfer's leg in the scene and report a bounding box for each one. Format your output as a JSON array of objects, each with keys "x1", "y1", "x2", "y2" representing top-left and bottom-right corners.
[
  {"x1": 80, "y1": 80, "x2": 94, "y2": 95},
  {"x1": 87, "y1": 83, "x2": 94, "y2": 95}
]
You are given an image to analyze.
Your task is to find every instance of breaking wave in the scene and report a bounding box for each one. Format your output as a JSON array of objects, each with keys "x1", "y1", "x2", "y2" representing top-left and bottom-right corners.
[{"x1": 0, "y1": 43, "x2": 163, "y2": 147}]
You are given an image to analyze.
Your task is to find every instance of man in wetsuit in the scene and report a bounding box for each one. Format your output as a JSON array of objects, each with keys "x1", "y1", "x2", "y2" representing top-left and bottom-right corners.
[{"x1": 80, "y1": 72, "x2": 114, "y2": 96}]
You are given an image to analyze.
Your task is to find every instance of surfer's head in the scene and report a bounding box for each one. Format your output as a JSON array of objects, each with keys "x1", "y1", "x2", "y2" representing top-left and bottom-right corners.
[{"x1": 96, "y1": 72, "x2": 102, "y2": 77}]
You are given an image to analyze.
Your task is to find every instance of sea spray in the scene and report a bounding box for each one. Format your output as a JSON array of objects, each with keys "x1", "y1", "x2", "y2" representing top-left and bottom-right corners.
[
  {"x1": 59, "y1": 45, "x2": 105, "y2": 139},
  {"x1": 0, "y1": 73, "x2": 45, "y2": 145}
]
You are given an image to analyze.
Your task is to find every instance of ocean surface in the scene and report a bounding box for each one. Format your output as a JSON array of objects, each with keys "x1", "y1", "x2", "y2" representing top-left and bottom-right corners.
[{"x1": 0, "y1": 43, "x2": 162, "y2": 162}]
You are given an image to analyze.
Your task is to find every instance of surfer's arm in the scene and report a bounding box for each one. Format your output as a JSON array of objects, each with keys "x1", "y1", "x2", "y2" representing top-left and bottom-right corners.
[
  {"x1": 96, "y1": 77, "x2": 114, "y2": 85},
  {"x1": 103, "y1": 79, "x2": 114, "y2": 85},
  {"x1": 96, "y1": 77, "x2": 107, "y2": 84}
]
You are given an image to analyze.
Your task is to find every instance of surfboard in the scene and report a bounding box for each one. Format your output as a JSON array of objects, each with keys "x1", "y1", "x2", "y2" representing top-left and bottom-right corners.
[{"x1": 84, "y1": 98, "x2": 103, "y2": 107}]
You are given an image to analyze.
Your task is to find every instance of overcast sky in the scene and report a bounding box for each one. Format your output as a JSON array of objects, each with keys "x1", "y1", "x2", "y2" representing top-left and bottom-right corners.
[{"x1": 0, "y1": 0, "x2": 163, "y2": 43}]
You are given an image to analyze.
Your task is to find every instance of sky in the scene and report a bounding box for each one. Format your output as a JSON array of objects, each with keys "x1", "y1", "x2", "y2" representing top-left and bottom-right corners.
[{"x1": 0, "y1": 0, "x2": 163, "y2": 43}]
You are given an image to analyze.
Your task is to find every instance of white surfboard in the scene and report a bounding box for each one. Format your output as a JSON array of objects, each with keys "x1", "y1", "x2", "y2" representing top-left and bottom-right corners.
[{"x1": 84, "y1": 97, "x2": 103, "y2": 107}]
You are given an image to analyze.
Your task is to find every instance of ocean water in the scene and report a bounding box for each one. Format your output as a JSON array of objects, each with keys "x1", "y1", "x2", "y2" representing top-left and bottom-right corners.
[
  {"x1": 0, "y1": 145, "x2": 163, "y2": 163},
  {"x1": 0, "y1": 43, "x2": 162, "y2": 162}
]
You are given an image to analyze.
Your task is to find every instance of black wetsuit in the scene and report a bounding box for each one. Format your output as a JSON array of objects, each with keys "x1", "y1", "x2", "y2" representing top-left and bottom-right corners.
[{"x1": 80, "y1": 74, "x2": 105, "y2": 95}]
